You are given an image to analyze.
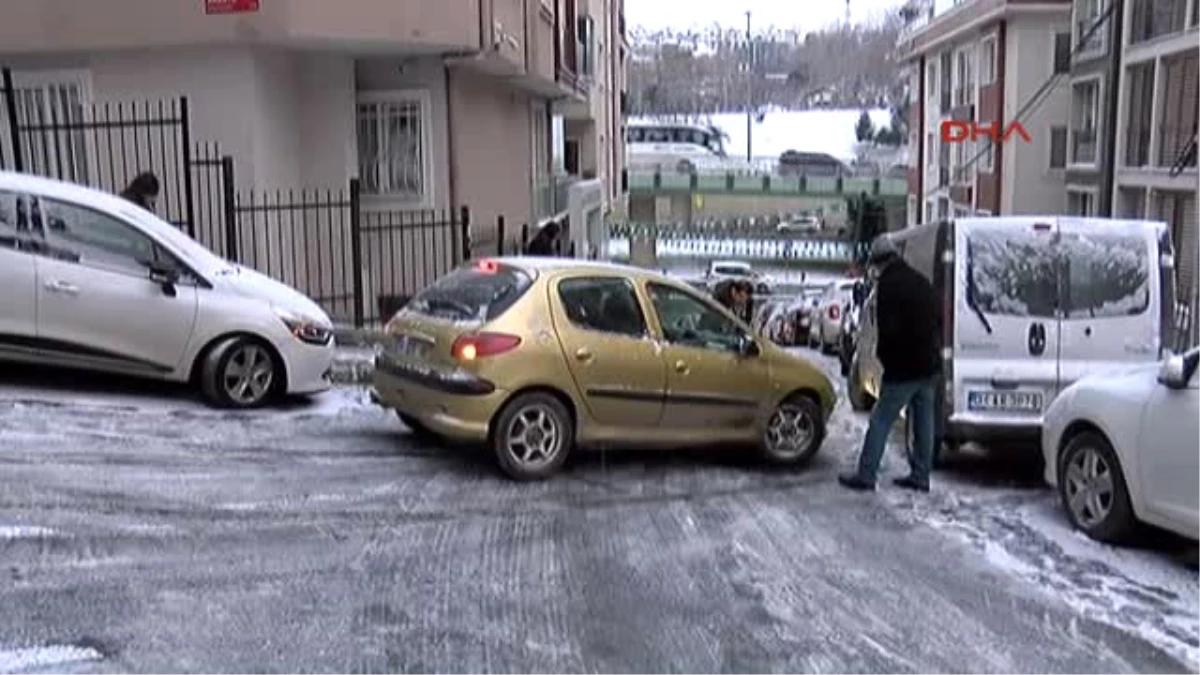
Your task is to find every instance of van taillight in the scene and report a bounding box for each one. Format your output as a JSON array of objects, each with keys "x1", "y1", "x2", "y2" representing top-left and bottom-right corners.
[{"x1": 451, "y1": 332, "x2": 521, "y2": 361}]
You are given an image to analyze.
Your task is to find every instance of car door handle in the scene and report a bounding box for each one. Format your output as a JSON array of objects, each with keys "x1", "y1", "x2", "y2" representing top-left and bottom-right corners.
[
  {"x1": 674, "y1": 360, "x2": 689, "y2": 373},
  {"x1": 990, "y1": 378, "x2": 1020, "y2": 390},
  {"x1": 43, "y1": 280, "x2": 79, "y2": 296},
  {"x1": 574, "y1": 347, "x2": 594, "y2": 362}
]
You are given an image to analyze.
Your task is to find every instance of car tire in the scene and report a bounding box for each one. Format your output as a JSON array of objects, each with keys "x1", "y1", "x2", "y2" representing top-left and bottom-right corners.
[
  {"x1": 199, "y1": 336, "x2": 281, "y2": 409},
  {"x1": 491, "y1": 392, "x2": 574, "y2": 481},
  {"x1": 1057, "y1": 431, "x2": 1138, "y2": 544},
  {"x1": 847, "y1": 359, "x2": 874, "y2": 412},
  {"x1": 761, "y1": 394, "x2": 825, "y2": 466}
]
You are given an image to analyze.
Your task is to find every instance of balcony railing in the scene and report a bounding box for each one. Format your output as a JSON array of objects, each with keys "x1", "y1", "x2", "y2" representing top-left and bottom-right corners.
[{"x1": 1072, "y1": 128, "x2": 1098, "y2": 164}]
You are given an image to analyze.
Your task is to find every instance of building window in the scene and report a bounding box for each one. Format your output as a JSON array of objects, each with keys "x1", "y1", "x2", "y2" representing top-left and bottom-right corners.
[
  {"x1": 925, "y1": 200, "x2": 935, "y2": 223},
  {"x1": 1157, "y1": 51, "x2": 1199, "y2": 169},
  {"x1": 979, "y1": 36, "x2": 997, "y2": 84},
  {"x1": 927, "y1": 62, "x2": 938, "y2": 103},
  {"x1": 1050, "y1": 126, "x2": 1069, "y2": 168},
  {"x1": 1124, "y1": 62, "x2": 1156, "y2": 167},
  {"x1": 578, "y1": 16, "x2": 596, "y2": 78},
  {"x1": 7, "y1": 70, "x2": 94, "y2": 185},
  {"x1": 954, "y1": 48, "x2": 974, "y2": 106},
  {"x1": 356, "y1": 91, "x2": 431, "y2": 204},
  {"x1": 1118, "y1": 186, "x2": 1147, "y2": 217},
  {"x1": 1070, "y1": 79, "x2": 1101, "y2": 165},
  {"x1": 1067, "y1": 189, "x2": 1096, "y2": 215},
  {"x1": 1074, "y1": 0, "x2": 1109, "y2": 58},
  {"x1": 939, "y1": 52, "x2": 953, "y2": 112},
  {"x1": 1129, "y1": 0, "x2": 1188, "y2": 43},
  {"x1": 1052, "y1": 32, "x2": 1072, "y2": 74}
]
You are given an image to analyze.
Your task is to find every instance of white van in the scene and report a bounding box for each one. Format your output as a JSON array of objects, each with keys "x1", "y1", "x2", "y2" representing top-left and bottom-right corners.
[{"x1": 847, "y1": 216, "x2": 1175, "y2": 460}]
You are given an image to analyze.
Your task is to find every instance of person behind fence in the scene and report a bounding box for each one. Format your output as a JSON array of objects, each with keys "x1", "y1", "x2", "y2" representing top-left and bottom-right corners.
[
  {"x1": 839, "y1": 233, "x2": 941, "y2": 494},
  {"x1": 120, "y1": 172, "x2": 160, "y2": 212},
  {"x1": 713, "y1": 279, "x2": 754, "y2": 325}
]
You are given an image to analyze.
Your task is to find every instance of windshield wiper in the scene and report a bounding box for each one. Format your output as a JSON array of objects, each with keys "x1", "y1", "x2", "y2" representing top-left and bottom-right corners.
[{"x1": 964, "y1": 273, "x2": 994, "y2": 334}]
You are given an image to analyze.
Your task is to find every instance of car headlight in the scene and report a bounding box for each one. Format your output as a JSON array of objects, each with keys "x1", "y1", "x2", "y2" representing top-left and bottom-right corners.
[{"x1": 274, "y1": 307, "x2": 333, "y2": 346}]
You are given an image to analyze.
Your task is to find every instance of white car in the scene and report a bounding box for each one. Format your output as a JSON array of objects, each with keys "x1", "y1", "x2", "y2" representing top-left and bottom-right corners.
[
  {"x1": 1041, "y1": 347, "x2": 1199, "y2": 543},
  {"x1": 0, "y1": 171, "x2": 335, "y2": 408},
  {"x1": 777, "y1": 216, "x2": 822, "y2": 234},
  {"x1": 811, "y1": 279, "x2": 856, "y2": 354}
]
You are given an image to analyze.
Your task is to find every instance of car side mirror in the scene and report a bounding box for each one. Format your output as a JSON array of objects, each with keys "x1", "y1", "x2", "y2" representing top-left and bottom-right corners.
[
  {"x1": 737, "y1": 334, "x2": 760, "y2": 358},
  {"x1": 146, "y1": 260, "x2": 180, "y2": 297},
  {"x1": 1158, "y1": 356, "x2": 1188, "y2": 389}
]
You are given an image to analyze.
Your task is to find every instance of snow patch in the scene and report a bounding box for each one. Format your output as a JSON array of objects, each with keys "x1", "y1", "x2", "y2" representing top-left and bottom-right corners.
[
  {"x1": 0, "y1": 645, "x2": 104, "y2": 674},
  {"x1": 0, "y1": 526, "x2": 58, "y2": 540}
]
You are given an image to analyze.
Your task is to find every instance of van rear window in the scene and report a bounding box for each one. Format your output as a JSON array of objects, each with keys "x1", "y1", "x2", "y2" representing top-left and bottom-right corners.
[
  {"x1": 966, "y1": 229, "x2": 1151, "y2": 319},
  {"x1": 407, "y1": 264, "x2": 533, "y2": 322}
]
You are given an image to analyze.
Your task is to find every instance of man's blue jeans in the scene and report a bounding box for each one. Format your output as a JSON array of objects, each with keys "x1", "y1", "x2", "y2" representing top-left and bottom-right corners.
[{"x1": 854, "y1": 376, "x2": 937, "y2": 485}]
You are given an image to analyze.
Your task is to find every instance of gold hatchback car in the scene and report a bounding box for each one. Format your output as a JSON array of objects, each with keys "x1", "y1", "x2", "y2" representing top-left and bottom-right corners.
[{"x1": 370, "y1": 257, "x2": 837, "y2": 480}]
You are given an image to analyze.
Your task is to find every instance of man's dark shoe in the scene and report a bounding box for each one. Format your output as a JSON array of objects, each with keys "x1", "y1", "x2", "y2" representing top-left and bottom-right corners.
[
  {"x1": 838, "y1": 474, "x2": 876, "y2": 491},
  {"x1": 893, "y1": 475, "x2": 931, "y2": 493}
]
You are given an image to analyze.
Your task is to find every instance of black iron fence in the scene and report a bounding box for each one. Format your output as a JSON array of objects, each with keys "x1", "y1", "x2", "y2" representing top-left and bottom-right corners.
[{"x1": 1, "y1": 67, "x2": 198, "y2": 235}]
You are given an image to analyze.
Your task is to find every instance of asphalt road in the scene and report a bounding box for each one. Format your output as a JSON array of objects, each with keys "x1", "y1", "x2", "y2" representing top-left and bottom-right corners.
[{"x1": 0, "y1": 355, "x2": 1195, "y2": 674}]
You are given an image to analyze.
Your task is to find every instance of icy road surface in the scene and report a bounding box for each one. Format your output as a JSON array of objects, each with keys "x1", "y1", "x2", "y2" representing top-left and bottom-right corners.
[{"x1": 0, "y1": 356, "x2": 1195, "y2": 674}]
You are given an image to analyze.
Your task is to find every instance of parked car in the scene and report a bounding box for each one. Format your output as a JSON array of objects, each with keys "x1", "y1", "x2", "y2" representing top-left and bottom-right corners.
[
  {"x1": 777, "y1": 216, "x2": 822, "y2": 234},
  {"x1": 848, "y1": 216, "x2": 1175, "y2": 464},
  {"x1": 0, "y1": 171, "x2": 336, "y2": 408},
  {"x1": 755, "y1": 291, "x2": 821, "y2": 347},
  {"x1": 705, "y1": 260, "x2": 772, "y2": 295},
  {"x1": 838, "y1": 279, "x2": 871, "y2": 378},
  {"x1": 370, "y1": 257, "x2": 837, "y2": 480},
  {"x1": 811, "y1": 279, "x2": 857, "y2": 354},
  {"x1": 1041, "y1": 347, "x2": 1198, "y2": 543}
]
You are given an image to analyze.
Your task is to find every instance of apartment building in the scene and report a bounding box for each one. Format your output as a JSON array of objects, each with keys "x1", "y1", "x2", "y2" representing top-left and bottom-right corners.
[
  {"x1": 1063, "y1": 0, "x2": 1124, "y2": 215},
  {"x1": 0, "y1": 0, "x2": 627, "y2": 254},
  {"x1": 1110, "y1": 0, "x2": 1198, "y2": 302},
  {"x1": 898, "y1": 0, "x2": 1073, "y2": 226}
]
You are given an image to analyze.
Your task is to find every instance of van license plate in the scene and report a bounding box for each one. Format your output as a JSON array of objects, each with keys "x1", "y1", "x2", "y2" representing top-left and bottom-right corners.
[{"x1": 968, "y1": 390, "x2": 1043, "y2": 412}]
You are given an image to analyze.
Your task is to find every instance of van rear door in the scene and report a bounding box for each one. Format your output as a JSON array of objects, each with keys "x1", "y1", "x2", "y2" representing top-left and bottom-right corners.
[
  {"x1": 1056, "y1": 218, "x2": 1162, "y2": 389},
  {"x1": 952, "y1": 218, "x2": 1060, "y2": 431}
]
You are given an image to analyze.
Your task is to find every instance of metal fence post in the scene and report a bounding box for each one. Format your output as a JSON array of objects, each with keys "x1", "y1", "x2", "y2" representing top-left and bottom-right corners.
[
  {"x1": 2, "y1": 68, "x2": 23, "y2": 172},
  {"x1": 220, "y1": 155, "x2": 238, "y2": 262},
  {"x1": 497, "y1": 215, "x2": 506, "y2": 256},
  {"x1": 179, "y1": 97, "x2": 197, "y2": 238},
  {"x1": 459, "y1": 205, "x2": 472, "y2": 262},
  {"x1": 349, "y1": 178, "x2": 364, "y2": 327}
]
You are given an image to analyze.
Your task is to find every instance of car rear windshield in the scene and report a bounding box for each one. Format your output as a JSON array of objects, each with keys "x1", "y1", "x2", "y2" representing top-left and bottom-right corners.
[
  {"x1": 967, "y1": 228, "x2": 1151, "y2": 319},
  {"x1": 407, "y1": 264, "x2": 533, "y2": 322}
]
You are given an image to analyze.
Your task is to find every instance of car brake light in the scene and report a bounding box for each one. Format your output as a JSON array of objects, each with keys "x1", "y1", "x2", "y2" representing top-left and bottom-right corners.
[
  {"x1": 828, "y1": 305, "x2": 840, "y2": 321},
  {"x1": 451, "y1": 332, "x2": 521, "y2": 361},
  {"x1": 477, "y1": 259, "x2": 500, "y2": 273}
]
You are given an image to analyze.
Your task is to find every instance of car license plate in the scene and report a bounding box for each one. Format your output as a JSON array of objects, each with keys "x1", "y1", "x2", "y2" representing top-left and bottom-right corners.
[{"x1": 968, "y1": 390, "x2": 1043, "y2": 412}]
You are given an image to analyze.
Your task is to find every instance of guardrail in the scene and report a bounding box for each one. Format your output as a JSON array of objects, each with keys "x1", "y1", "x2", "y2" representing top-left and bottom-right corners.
[
  {"x1": 605, "y1": 236, "x2": 853, "y2": 263},
  {"x1": 627, "y1": 170, "x2": 909, "y2": 197}
]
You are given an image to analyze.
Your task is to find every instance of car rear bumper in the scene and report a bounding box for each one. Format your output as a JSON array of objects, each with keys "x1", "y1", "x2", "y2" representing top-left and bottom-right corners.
[
  {"x1": 945, "y1": 417, "x2": 1041, "y2": 445},
  {"x1": 371, "y1": 358, "x2": 507, "y2": 442}
]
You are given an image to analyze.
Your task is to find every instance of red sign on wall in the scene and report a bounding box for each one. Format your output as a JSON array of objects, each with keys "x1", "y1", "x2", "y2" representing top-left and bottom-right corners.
[{"x1": 206, "y1": 0, "x2": 260, "y2": 14}]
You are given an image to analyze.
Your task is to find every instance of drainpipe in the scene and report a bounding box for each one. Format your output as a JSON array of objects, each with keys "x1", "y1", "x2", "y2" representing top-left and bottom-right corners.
[{"x1": 1099, "y1": 0, "x2": 1124, "y2": 217}]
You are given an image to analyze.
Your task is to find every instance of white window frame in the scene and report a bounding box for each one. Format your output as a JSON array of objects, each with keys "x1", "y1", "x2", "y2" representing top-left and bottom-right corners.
[
  {"x1": 355, "y1": 90, "x2": 434, "y2": 209},
  {"x1": 1068, "y1": 74, "x2": 1103, "y2": 168},
  {"x1": 7, "y1": 69, "x2": 97, "y2": 184},
  {"x1": 978, "y1": 35, "x2": 998, "y2": 85}
]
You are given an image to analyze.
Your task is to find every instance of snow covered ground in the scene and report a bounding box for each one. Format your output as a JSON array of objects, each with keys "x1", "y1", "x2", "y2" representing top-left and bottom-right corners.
[
  {"x1": 0, "y1": 352, "x2": 1195, "y2": 673},
  {"x1": 633, "y1": 108, "x2": 892, "y2": 163}
]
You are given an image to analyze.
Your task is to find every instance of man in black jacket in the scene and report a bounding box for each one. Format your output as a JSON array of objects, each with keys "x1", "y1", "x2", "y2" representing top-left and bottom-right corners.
[{"x1": 839, "y1": 234, "x2": 941, "y2": 493}]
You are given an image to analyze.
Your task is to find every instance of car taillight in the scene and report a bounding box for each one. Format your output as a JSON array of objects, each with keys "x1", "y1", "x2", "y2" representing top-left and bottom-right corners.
[
  {"x1": 828, "y1": 305, "x2": 840, "y2": 321},
  {"x1": 451, "y1": 332, "x2": 521, "y2": 361}
]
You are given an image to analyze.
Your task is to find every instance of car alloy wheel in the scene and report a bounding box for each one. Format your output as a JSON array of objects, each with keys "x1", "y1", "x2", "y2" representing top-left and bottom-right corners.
[
  {"x1": 222, "y1": 343, "x2": 275, "y2": 406},
  {"x1": 199, "y1": 336, "x2": 280, "y2": 409},
  {"x1": 1058, "y1": 431, "x2": 1137, "y2": 543},
  {"x1": 492, "y1": 393, "x2": 574, "y2": 480},
  {"x1": 1063, "y1": 444, "x2": 1116, "y2": 529},
  {"x1": 762, "y1": 395, "x2": 823, "y2": 465}
]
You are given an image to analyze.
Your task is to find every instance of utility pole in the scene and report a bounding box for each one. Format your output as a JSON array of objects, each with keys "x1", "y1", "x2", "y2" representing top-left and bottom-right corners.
[{"x1": 745, "y1": 10, "x2": 753, "y2": 162}]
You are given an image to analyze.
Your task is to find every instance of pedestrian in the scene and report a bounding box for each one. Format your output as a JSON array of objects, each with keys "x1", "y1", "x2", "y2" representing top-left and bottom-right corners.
[
  {"x1": 839, "y1": 233, "x2": 941, "y2": 493},
  {"x1": 524, "y1": 220, "x2": 561, "y2": 255},
  {"x1": 119, "y1": 171, "x2": 160, "y2": 212}
]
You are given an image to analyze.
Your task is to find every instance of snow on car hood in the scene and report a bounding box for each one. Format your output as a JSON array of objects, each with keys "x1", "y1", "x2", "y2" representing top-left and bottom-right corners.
[{"x1": 216, "y1": 266, "x2": 332, "y2": 325}]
